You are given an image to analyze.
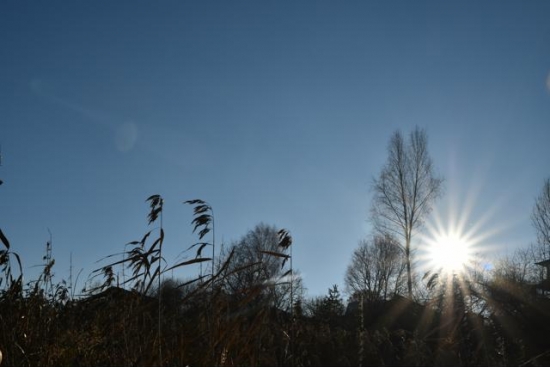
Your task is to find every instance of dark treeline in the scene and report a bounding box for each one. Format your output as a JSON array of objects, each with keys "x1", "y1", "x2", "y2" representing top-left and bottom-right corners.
[
  {"x1": 1, "y1": 129, "x2": 550, "y2": 366},
  {"x1": 0, "y1": 191, "x2": 549, "y2": 366}
]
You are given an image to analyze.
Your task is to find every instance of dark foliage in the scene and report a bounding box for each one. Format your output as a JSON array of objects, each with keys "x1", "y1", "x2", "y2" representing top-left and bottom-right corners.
[{"x1": 2, "y1": 195, "x2": 550, "y2": 366}]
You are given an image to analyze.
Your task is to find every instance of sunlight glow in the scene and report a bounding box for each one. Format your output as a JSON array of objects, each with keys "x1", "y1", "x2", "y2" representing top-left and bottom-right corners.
[
  {"x1": 429, "y1": 232, "x2": 472, "y2": 274},
  {"x1": 418, "y1": 159, "x2": 511, "y2": 280}
]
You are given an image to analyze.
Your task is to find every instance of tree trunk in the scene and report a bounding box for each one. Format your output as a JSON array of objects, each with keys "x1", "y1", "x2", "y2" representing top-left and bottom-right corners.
[{"x1": 406, "y1": 237, "x2": 412, "y2": 298}]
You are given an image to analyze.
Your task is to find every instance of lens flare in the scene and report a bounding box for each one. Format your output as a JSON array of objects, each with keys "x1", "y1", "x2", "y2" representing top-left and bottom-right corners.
[{"x1": 428, "y1": 231, "x2": 472, "y2": 274}]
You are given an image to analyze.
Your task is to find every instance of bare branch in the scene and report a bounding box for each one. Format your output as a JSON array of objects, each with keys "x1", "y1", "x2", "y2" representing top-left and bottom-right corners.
[{"x1": 370, "y1": 127, "x2": 443, "y2": 297}]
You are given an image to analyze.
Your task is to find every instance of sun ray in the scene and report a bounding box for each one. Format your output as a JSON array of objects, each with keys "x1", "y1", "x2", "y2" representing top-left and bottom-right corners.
[
  {"x1": 430, "y1": 232, "x2": 472, "y2": 273},
  {"x1": 419, "y1": 163, "x2": 512, "y2": 279}
]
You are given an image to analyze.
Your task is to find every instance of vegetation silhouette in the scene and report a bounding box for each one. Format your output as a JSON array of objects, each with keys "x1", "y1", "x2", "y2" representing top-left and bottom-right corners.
[
  {"x1": 371, "y1": 126, "x2": 444, "y2": 298},
  {"x1": 0, "y1": 138, "x2": 549, "y2": 366}
]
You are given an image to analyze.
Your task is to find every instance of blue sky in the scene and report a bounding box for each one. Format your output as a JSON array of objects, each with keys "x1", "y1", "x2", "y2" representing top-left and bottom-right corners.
[{"x1": 1, "y1": 1, "x2": 549, "y2": 297}]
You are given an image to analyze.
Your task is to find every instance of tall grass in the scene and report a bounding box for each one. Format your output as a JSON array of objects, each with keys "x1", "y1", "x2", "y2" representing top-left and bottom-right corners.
[{"x1": 2, "y1": 195, "x2": 550, "y2": 366}]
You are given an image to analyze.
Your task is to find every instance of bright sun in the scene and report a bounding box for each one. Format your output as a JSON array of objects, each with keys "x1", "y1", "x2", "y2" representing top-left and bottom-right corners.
[{"x1": 429, "y1": 232, "x2": 472, "y2": 273}]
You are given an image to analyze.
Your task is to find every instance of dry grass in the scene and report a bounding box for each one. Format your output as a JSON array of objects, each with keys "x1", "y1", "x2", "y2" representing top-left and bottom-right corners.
[{"x1": 1, "y1": 196, "x2": 550, "y2": 366}]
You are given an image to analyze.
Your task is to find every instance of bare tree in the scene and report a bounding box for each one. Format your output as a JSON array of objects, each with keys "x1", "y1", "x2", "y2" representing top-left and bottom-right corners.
[
  {"x1": 371, "y1": 127, "x2": 443, "y2": 298},
  {"x1": 532, "y1": 178, "x2": 550, "y2": 258},
  {"x1": 492, "y1": 244, "x2": 545, "y2": 285},
  {"x1": 220, "y1": 223, "x2": 303, "y2": 310},
  {"x1": 344, "y1": 234, "x2": 406, "y2": 301}
]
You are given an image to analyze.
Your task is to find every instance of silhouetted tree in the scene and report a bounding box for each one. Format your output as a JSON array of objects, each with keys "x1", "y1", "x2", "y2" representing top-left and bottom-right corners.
[
  {"x1": 532, "y1": 178, "x2": 550, "y2": 257},
  {"x1": 220, "y1": 223, "x2": 303, "y2": 310},
  {"x1": 492, "y1": 245, "x2": 546, "y2": 286},
  {"x1": 302, "y1": 285, "x2": 350, "y2": 366},
  {"x1": 371, "y1": 127, "x2": 443, "y2": 298},
  {"x1": 345, "y1": 234, "x2": 405, "y2": 301},
  {"x1": 310, "y1": 285, "x2": 345, "y2": 323}
]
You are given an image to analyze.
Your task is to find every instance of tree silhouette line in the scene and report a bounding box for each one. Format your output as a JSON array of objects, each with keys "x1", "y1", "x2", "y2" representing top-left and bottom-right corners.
[{"x1": 0, "y1": 127, "x2": 549, "y2": 366}]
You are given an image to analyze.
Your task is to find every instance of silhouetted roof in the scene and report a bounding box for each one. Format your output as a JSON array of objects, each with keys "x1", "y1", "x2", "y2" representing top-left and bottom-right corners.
[{"x1": 535, "y1": 259, "x2": 550, "y2": 267}]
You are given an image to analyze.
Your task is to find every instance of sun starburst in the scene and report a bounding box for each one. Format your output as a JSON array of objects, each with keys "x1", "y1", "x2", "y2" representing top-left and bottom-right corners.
[{"x1": 427, "y1": 231, "x2": 473, "y2": 274}]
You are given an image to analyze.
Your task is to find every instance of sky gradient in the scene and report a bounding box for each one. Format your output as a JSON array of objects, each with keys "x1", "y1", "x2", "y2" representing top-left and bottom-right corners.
[{"x1": 1, "y1": 1, "x2": 550, "y2": 297}]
